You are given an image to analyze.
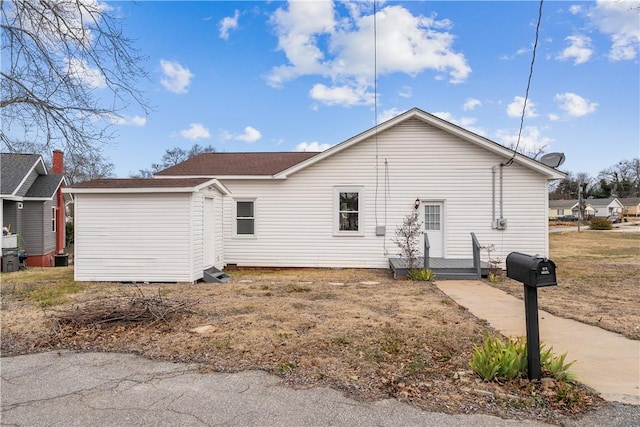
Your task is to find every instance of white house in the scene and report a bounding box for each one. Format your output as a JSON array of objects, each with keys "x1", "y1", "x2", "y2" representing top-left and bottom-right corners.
[
  {"x1": 65, "y1": 108, "x2": 566, "y2": 282},
  {"x1": 589, "y1": 197, "x2": 624, "y2": 218}
]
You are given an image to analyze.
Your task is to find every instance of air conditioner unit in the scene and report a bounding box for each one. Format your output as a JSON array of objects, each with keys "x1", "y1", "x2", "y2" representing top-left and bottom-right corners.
[{"x1": 495, "y1": 217, "x2": 508, "y2": 230}]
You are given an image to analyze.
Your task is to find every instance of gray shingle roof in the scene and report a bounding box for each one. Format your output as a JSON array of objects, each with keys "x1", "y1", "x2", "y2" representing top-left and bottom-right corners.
[
  {"x1": 24, "y1": 174, "x2": 65, "y2": 198},
  {"x1": 0, "y1": 153, "x2": 42, "y2": 195},
  {"x1": 548, "y1": 199, "x2": 577, "y2": 209}
]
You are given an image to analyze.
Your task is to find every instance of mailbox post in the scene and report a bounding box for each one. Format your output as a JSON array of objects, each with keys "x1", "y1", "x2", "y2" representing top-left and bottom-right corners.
[{"x1": 506, "y1": 252, "x2": 557, "y2": 380}]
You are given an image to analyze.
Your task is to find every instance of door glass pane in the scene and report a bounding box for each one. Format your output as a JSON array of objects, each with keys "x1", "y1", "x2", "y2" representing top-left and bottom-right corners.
[{"x1": 424, "y1": 205, "x2": 440, "y2": 231}]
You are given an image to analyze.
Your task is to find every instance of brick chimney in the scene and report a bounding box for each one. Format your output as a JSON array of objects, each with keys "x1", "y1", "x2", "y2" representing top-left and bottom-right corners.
[
  {"x1": 52, "y1": 149, "x2": 64, "y2": 174},
  {"x1": 52, "y1": 150, "x2": 65, "y2": 255}
]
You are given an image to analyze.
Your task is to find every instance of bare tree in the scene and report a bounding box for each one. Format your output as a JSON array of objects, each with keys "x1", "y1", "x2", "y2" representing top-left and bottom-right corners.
[
  {"x1": 1, "y1": 0, "x2": 149, "y2": 156},
  {"x1": 132, "y1": 144, "x2": 217, "y2": 178},
  {"x1": 392, "y1": 210, "x2": 423, "y2": 270}
]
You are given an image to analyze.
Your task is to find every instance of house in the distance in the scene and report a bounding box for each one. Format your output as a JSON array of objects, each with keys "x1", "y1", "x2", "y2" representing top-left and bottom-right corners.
[
  {"x1": 589, "y1": 197, "x2": 624, "y2": 218},
  {"x1": 548, "y1": 199, "x2": 595, "y2": 219},
  {"x1": 65, "y1": 108, "x2": 566, "y2": 282},
  {"x1": 1, "y1": 150, "x2": 69, "y2": 267},
  {"x1": 619, "y1": 197, "x2": 640, "y2": 217}
]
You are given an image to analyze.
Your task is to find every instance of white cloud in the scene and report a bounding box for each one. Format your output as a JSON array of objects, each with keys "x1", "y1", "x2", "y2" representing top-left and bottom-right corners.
[
  {"x1": 548, "y1": 113, "x2": 560, "y2": 121},
  {"x1": 378, "y1": 108, "x2": 403, "y2": 123},
  {"x1": 463, "y1": 98, "x2": 481, "y2": 111},
  {"x1": 236, "y1": 126, "x2": 262, "y2": 142},
  {"x1": 506, "y1": 96, "x2": 538, "y2": 118},
  {"x1": 178, "y1": 123, "x2": 211, "y2": 140},
  {"x1": 108, "y1": 114, "x2": 147, "y2": 126},
  {"x1": 219, "y1": 10, "x2": 240, "y2": 40},
  {"x1": 569, "y1": 5, "x2": 582, "y2": 15},
  {"x1": 495, "y1": 126, "x2": 553, "y2": 154},
  {"x1": 557, "y1": 35, "x2": 593, "y2": 64},
  {"x1": 309, "y1": 83, "x2": 374, "y2": 106},
  {"x1": 66, "y1": 58, "x2": 106, "y2": 89},
  {"x1": 267, "y1": 2, "x2": 470, "y2": 106},
  {"x1": 432, "y1": 112, "x2": 486, "y2": 136},
  {"x1": 585, "y1": 1, "x2": 640, "y2": 61},
  {"x1": 398, "y1": 86, "x2": 412, "y2": 98},
  {"x1": 222, "y1": 126, "x2": 262, "y2": 143},
  {"x1": 295, "y1": 141, "x2": 332, "y2": 152},
  {"x1": 160, "y1": 59, "x2": 194, "y2": 94},
  {"x1": 554, "y1": 92, "x2": 598, "y2": 117}
]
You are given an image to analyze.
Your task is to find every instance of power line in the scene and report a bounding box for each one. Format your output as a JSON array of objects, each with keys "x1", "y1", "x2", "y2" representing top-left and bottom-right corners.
[{"x1": 505, "y1": 0, "x2": 544, "y2": 166}]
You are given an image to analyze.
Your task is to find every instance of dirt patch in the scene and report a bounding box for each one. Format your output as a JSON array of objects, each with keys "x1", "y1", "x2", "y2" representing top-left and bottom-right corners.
[
  {"x1": 1, "y1": 267, "x2": 602, "y2": 423},
  {"x1": 490, "y1": 232, "x2": 640, "y2": 340}
]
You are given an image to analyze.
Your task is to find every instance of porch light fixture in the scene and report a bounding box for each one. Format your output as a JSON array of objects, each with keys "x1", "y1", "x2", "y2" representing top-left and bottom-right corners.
[{"x1": 414, "y1": 198, "x2": 420, "y2": 210}]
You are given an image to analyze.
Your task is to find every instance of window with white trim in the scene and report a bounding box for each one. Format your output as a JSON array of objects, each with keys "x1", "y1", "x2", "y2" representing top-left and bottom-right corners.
[
  {"x1": 556, "y1": 209, "x2": 564, "y2": 216},
  {"x1": 236, "y1": 200, "x2": 255, "y2": 236},
  {"x1": 51, "y1": 207, "x2": 56, "y2": 232},
  {"x1": 334, "y1": 187, "x2": 363, "y2": 235}
]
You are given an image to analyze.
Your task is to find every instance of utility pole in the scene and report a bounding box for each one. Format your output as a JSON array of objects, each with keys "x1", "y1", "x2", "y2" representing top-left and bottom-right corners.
[{"x1": 578, "y1": 183, "x2": 583, "y2": 232}]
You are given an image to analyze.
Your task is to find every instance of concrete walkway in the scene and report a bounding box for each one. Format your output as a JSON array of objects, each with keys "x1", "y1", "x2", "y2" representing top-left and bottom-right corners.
[{"x1": 436, "y1": 281, "x2": 640, "y2": 405}]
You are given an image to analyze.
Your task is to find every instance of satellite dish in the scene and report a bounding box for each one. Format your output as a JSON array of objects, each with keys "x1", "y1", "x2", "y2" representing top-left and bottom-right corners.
[{"x1": 540, "y1": 152, "x2": 566, "y2": 168}]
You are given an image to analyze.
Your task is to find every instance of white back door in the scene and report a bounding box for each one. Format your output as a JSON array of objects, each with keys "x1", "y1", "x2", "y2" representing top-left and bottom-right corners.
[{"x1": 422, "y1": 202, "x2": 444, "y2": 258}]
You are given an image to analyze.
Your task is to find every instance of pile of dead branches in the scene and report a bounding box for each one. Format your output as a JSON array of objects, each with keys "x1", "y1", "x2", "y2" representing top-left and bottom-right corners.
[{"x1": 49, "y1": 288, "x2": 198, "y2": 328}]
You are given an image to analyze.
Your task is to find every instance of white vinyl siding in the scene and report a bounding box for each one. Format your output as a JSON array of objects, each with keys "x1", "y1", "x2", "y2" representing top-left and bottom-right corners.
[
  {"x1": 222, "y1": 118, "x2": 551, "y2": 268},
  {"x1": 73, "y1": 192, "x2": 210, "y2": 283}
]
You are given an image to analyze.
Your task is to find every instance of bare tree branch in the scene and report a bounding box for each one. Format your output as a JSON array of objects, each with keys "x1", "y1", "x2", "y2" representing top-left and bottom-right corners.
[{"x1": 1, "y1": 0, "x2": 149, "y2": 158}]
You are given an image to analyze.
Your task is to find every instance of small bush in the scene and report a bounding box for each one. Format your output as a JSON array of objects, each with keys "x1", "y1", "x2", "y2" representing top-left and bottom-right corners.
[
  {"x1": 589, "y1": 217, "x2": 612, "y2": 230},
  {"x1": 408, "y1": 268, "x2": 436, "y2": 282},
  {"x1": 487, "y1": 272, "x2": 504, "y2": 283},
  {"x1": 469, "y1": 334, "x2": 526, "y2": 381},
  {"x1": 469, "y1": 335, "x2": 575, "y2": 382}
]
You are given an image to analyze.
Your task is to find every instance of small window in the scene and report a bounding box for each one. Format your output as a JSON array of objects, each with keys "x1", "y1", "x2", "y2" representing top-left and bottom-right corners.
[
  {"x1": 236, "y1": 201, "x2": 254, "y2": 235},
  {"x1": 334, "y1": 187, "x2": 363, "y2": 235},
  {"x1": 51, "y1": 207, "x2": 56, "y2": 232},
  {"x1": 556, "y1": 209, "x2": 564, "y2": 216}
]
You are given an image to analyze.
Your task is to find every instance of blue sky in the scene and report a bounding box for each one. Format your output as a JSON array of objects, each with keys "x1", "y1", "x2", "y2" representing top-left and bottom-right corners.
[{"x1": 97, "y1": 0, "x2": 639, "y2": 178}]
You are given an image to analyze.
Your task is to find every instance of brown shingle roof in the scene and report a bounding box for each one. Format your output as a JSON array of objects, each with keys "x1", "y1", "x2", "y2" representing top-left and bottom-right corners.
[
  {"x1": 69, "y1": 178, "x2": 212, "y2": 189},
  {"x1": 155, "y1": 152, "x2": 320, "y2": 176}
]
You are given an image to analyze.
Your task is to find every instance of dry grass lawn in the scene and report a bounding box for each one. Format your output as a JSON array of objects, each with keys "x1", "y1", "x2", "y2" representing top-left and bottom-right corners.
[
  {"x1": 1, "y1": 263, "x2": 605, "y2": 422},
  {"x1": 490, "y1": 230, "x2": 640, "y2": 340}
]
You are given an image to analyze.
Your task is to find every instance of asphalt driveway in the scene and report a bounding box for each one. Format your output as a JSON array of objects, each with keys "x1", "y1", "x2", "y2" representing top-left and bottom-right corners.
[{"x1": 2, "y1": 351, "x2": 639, "y2": 426}]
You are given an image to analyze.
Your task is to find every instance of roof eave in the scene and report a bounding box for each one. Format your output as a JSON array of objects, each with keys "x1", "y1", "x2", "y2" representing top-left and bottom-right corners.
[{"x1": 154, "y1": 174, "x2": 278, "y2": 180}]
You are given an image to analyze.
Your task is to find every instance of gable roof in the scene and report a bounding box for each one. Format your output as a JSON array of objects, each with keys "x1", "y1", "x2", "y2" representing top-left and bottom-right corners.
[
  {"x1": 619, "y1": 197, "x2": 640, "y2": 206},
  {"x1": 549, "y1": 200, "x2": 578, "y2": 209},
  {"x1": 0, "y1": 153, "x2": 47, "y2": 196},
  {"x1": 156, "y1": 152, "x2": 320, "y2": 177},
  {"x1": 65, "y1": 178, "x2": 230, "y2": 195},
  {"x1": 24, "y1": 174, "x2": 66, "y2": 199},
  {"x1": 588, "y1": 197, "x2": 623, "y2": 207},
  {"x1": 275, "y1": 108, "x2": 566, "y2": 180}
]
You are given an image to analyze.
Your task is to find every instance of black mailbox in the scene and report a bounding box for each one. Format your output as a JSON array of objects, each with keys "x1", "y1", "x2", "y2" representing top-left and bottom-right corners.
[{"x1": 506, "y1": 252, "x2": 557, "y2": 288}]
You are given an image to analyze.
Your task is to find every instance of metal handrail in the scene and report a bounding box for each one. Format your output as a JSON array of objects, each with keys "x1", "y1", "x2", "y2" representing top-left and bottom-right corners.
[
  {"x1": 471, "y1": 232, "x2": 481, "y2": 279},
  {"x1": 423, "y1": 232, "x2": 430, "y2": 269}
]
